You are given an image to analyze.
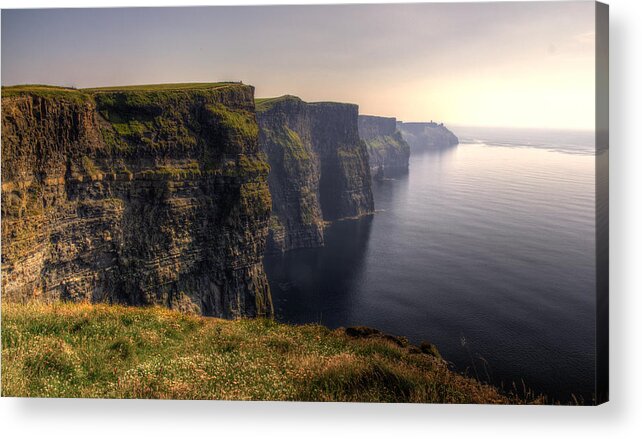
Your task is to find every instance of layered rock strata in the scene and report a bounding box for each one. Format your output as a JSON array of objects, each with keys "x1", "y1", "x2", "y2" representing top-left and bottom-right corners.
[
  {"x1": 1, "y1": 83, "x2": 273, "y2": 318},
  {"x1": 256, "y1": 95, "x2": 374, "y2": 253}
]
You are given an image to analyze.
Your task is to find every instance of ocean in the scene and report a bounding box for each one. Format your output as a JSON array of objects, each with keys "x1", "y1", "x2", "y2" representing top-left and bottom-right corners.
[{"x1": 264, "y1": 127, "x2": 597, "y2": 403}]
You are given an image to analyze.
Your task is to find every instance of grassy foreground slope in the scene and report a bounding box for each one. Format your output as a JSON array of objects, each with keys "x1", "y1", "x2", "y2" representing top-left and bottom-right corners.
[{"x1": 2, "y1": 303, "x2": 526, "y2": 403}]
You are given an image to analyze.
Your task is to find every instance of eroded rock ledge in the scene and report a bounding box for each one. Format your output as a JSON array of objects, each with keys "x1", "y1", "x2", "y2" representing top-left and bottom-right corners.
[{"x1": 1, "y1": 83, "x2": 273, "y2": 318}]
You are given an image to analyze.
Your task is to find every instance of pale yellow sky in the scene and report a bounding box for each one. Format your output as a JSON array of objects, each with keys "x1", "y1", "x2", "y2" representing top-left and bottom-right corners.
[
  {"x1": 2, "y1": 2, "x2": 596, "y2": 130},
  {"x1": 366, "y1": 49, "x2": 596, "y2": 130}
]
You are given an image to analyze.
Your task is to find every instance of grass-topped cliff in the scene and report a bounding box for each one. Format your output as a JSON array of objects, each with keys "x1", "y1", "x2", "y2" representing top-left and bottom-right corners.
[
  {"x1": 1, "y1": 83, "x2": 240, "y2": 104},
  {"x1": 1, "y1": 82, "x2": 272, "y2": 318},
  {"x1": 1, "y1": 302, "x2": 535, "y2": 403},
  {"x1": 255, "y1": 94, "x2": 302, "y2": 111},
  {"x1": 1, "y1": 85, "x2": 92, "y2": 104},
  {"x1": 83, "y1": 82, "x2": 240, "y2": 92}
]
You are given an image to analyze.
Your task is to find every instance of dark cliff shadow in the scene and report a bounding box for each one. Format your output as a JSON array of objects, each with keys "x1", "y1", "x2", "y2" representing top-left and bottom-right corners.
[{"x1": 264, "y1": 215, "x2": 373, "y2": 327}]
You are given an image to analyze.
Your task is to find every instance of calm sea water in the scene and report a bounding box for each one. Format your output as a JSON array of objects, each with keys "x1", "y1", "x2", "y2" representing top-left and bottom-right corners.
[{"x1": 264, "y1": 127, "x2": 596, "y2": 403}]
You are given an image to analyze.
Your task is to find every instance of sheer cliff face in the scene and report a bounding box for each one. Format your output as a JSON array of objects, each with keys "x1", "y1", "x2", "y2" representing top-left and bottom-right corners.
[
  {"x1": 397, "y1": 122, "x2": 459, "y2": 150},
  {"x1": 358, "y1": 115, "x2": 410, "y2": 178},
  {"x1": 257, "y1": 96, "x2": 374, "y2": 253},
  {"x1": 308, "y1": 102, "x2": 374, "y2": 221},
  {"x1": 1, "y1": 84, "x2": 273, "y2": 318},
  {"x1": 256, "y1": 97, "x2": 324, "y2": 253}
]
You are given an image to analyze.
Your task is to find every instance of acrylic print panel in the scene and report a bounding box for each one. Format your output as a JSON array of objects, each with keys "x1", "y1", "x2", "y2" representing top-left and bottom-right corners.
[{"x1": 0, "y1": 1, "x2": 608, "y2": 405}]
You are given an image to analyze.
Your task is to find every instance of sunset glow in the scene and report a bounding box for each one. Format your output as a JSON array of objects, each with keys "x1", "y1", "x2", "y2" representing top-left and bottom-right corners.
[{"x1": 1, "y1": 2, "x2": 595, "y2": 130}]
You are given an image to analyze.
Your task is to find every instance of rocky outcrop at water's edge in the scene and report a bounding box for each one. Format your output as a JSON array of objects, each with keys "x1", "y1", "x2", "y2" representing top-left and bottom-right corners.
[{"x1": 397, "y1": 121, "x2": 459, "y2": 150}]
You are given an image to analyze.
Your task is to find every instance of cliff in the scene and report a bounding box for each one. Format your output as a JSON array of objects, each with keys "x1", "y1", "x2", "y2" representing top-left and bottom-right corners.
[
  {"x1": 397, "y1": 121, "x2": 459, "y2": 150},
  {"x1": 1, "y1": 83, "x2": 273, "y2": 318},
  {"x1": 256, "y1": 95, "x2": 374, "y2": 253},
  {"x1": 358, "y1": 115, "x2": 410, "y2": 178}
]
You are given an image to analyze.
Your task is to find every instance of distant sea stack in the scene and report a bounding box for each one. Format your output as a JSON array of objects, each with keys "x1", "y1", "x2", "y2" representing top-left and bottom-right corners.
[
  {"x1": 358, "y1": 115, "x2": 410, "y2": 178},
  {"x1": 1, "y1": 83, "x2": 273, "y2": 318},
  {"x1": 397, "y1": 121, "x2": 459, "y2": 150},
  {"x1": 256, "y1": 95, "x2": 374, "y2": 253}
]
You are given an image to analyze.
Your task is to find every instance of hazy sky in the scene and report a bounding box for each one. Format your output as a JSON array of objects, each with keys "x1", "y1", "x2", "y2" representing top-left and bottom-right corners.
[{"x1": 1, "y1": 2, "x2": 596, "y2": 130}]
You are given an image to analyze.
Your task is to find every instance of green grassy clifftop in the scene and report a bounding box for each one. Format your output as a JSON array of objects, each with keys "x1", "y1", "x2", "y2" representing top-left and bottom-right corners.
[{"x1": 1, "y1": 302, "x2": 535, "y2": 403}]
